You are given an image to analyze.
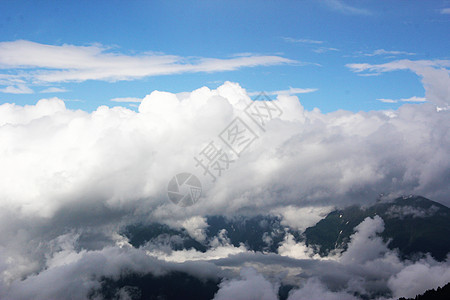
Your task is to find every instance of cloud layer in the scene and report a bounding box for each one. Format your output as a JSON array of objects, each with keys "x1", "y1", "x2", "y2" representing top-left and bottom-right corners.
[{"x1": 0, "y1": 73, "x2": 449, "y2": 298}]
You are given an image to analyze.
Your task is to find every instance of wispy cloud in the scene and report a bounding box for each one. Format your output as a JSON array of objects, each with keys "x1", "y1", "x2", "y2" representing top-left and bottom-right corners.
[
  {"x1": 0, "y1": 84, "x2": 33, "y2": 94},
  {"x1": 346, "y1": 59, "x2": 450, "y2": 107},
  {"x1": 313, "y1": 47, "x2": 339, "y2": 54},
  {"x1": 272, "y1": 87, "x2": 318, "y2": 95},
  {"x1": 282, "y1": 37, "x2": 339, "y2": 54},
  {"x1": 440, "y1": 8, "x2": 450, "y2": 14},
  {"x1": 346, "y1": 59, "x2": 450, "y2": 74},
  {"x1": 0, "y1": 40, "x2": 297, "y2": 85},
  {"x1": 377, "y1": 96, "x2": 426, "y2": 103},
  {"x1": 282, "y1": 37, "x2": 324, "y2": 44},
  {"x1": 323, "y1": 0, "x2": 371, "y2": 15},
  {"x1": 248, "y1": 87, "x2": 318, "y2": 96},
  {"x1": 357, "y1": 49, "x2": 416, "y2": 57},
  {"x1": 377, "y1": 98, "x2": 397, "y2": 103},
  {"x1": 110, "y1": 97, "x2": 142, "y2": 103},
  {"x1": 39, "y1": 87, "x2": 68, "y2": 93}
]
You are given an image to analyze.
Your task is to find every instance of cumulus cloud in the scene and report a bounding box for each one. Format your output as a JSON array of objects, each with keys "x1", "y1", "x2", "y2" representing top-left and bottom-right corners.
[
  {"x1": 388, "y1": 258, "x2": 450, "y2": 298},
  {"x1": 213, "y1": 267, "x2": 279, "y2": 300},
  {"x1": 181, "y1": 216, "x2": 209, "y2": 243},
  {"x1": 339, "y1": 216, "x2": 387, "y2": 264},
  {"x1": 0, "y1": 75, "x2": 449, "y2": 299},
  {"x1": 288, "y1": 278, "x2": 358, "y2": 300},
  {"x1": 0, "y1": 79, "x2": 448, "y2": 223},
  {"x1": 279, "y1": 216, "x2": 450, "y2": 299},
  {"x1": 273, "y1": 205, "x2": 333, "y2": 232},
  {"x1": 1, "y1": 80, "x2": 450, "y2": 202},
  {"x1": 277, "y1": 233, "x2": 320, "y2": 260}
]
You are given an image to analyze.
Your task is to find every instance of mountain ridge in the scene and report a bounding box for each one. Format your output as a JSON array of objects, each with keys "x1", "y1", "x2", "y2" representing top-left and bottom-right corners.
[{"x1": 304, "y1": 195, "x2": 450, "y2": 260}]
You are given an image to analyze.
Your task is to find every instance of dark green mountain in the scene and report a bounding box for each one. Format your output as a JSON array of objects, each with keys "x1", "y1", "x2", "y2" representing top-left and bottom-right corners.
[
  {"x1": 123, "y1": 223, "x2": 207, "y2": 252},
  {"x1": 206, "y1": 215, "x2": 287, "y2": 252},
  {"x1": 113, "y1": 196, "x2": 449, "y2": 300},
  {"x1": 122, "y1": 196, "x2": 449, "y2": 261},
  {"x1": 304, "y1": 196, "x2": 450, "y2": 260},
  {"x1": 122, "y1": 215, "x2": 288, "y2": 253}
]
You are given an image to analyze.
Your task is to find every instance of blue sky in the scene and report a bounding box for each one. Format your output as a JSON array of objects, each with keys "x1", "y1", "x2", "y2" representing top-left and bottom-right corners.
[{"x1": 0, "y1": 0, "x2": 449, "y2": 112}]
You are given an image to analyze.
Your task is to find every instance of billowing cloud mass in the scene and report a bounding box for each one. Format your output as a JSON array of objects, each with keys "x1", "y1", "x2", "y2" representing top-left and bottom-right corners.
[
  {"x1": 213, "y1": 268, "x2": 279, "y2": 300},
  {"x1": 0, "y1": 61, "x2": 449, "y2": 299}
]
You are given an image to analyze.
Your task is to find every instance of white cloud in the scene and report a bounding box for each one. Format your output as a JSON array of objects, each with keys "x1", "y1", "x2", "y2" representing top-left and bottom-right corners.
[
  {"x1": 346, "y1": 59, "x2": 450, "y2": 74},
  {"x1": 339, "y1": 216, "x2": 387, "y2": 264},
  {"x1": 0, "y1": 81, "x2": 448, "y2": 220},
  {"x1": 0, "y1": 40, "x2": 297, "y2": 84},
  {"x1": 248, "y1": 87, "x2": 318, "y2": 96},
  {"x1": 213, "y1": 268, "x2": 279, "y2": 300},
  {"x1": 39, "y1": 87, "x2": 68, "y2": 93},
  {"x1": 282, "y1": 38, "x2": 339, "y2": 54},
  {"x1": 273, "y1": 205, "x2": 333, "y2": 232},
  {"x1": 288, "y1": 278, "x2": 358, "y2": 300},
  {"x1": 277, "y1": 233, "x2": 321, "y2": 260},
  {"x1": 147, "y1": 241, "x2": 247, "y2": 263},
  {"x1": 359, "y1": 49, "x2": 416, "y2": 57},
  {"x1": 377, "y1": 98, "x2": 397, "y2": 103},
  {"x1": 0, "y1": 78, "x2": 449, "y2": 299},
  {"x1": 377, "y1": 96, "x2": 426, "y2": 103},
  {"x1": 1, "y1": 243, "x2": 221, "y2": 300},
  {"x1": 347, "y1": 59, "x2": 450, "y2": 107},
  {"x1": 282, "y1": 37, "x2": 324, "y2": 44},
  {"x1": 0, "y1": 84, "x2": 33, "y2": 94},
  {"x1": 0, "y1": 81, "x2": 448, "y2": 222},
  {"x1": 323, "y1": 0, "x2": 371, "y2": 15},
  {"x1": 388, "y1": 259, "x2": 450, "y2": 298},
  {"x1": 186, "y1": 215, "x2": 449, "y2": 300},
  {"x1": 110, "y1": 97, "x2": 142, "y2": 103},
  {"x1": 313, "y1": 47, "x2": 339, "y2": 54},
  {"x1": 181, "y1": 216, "x2": 209, "y2": 242},
  {"x1": 440, "y1": 8, "x2": 450, "y2": 14},
  {"x1": 403, "y1": 96, "x2": 427, "y2": 102}
]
